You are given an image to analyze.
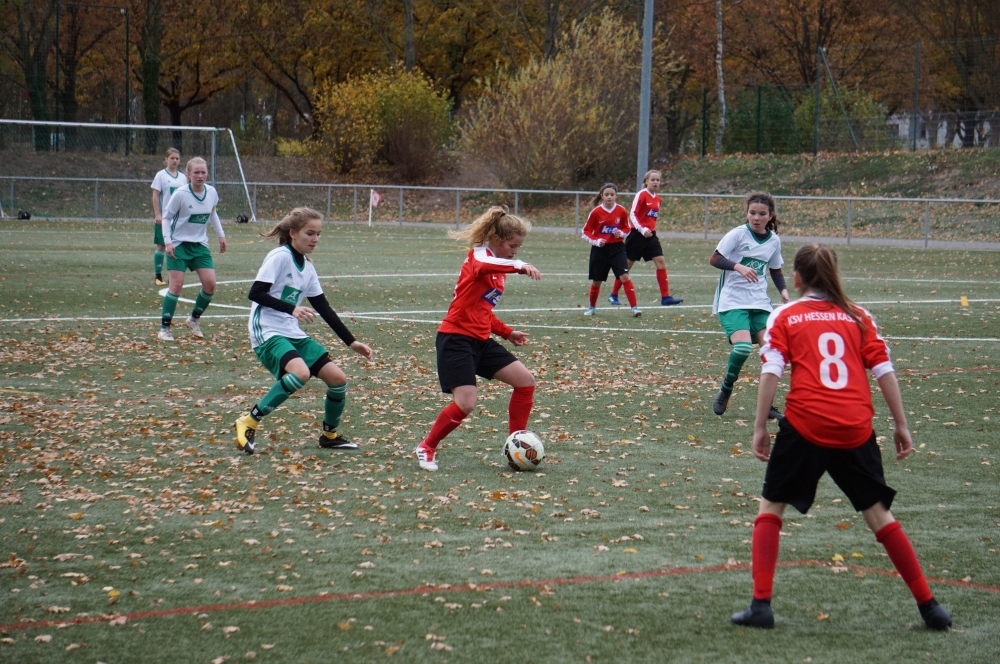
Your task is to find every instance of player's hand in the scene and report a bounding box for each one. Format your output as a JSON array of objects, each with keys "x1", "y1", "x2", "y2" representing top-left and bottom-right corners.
[
  {"x1": 594, "y1": 239, "x2": 606, "y2": 248},
  {"x1": 752, "y1": 426, "x2": 771, "y2": 461},
  {"x1": 165, "y1": 243, "x2": 176, "y2": 259},
  {"x1": 613, "y1": 229, "x2": 626, "y2": 238},
  {"x1": 780, "y1": 289, "x2": 790, "y2": 304},
  {"x1": 735, "y1": 264, "x2": 759, "y2": 282},
  {"x1": 641, "y1": 228, "x2": 652, "y2": 238},
  {"x1": 218, "y1": 237, "x2": 227, "y2": 254},
  {"x1": 508, "y1": 331, "x2": 529, "y2": 346},
  {"x1": 893, "y1": 425, "x2": 913, "y2": 460},
  {"x1": 520, "y1": 264, "x2": 542, "y2": 280},
  {"x1": 292, "y1": 306, "x2": 317, "y2": 323},
  {"x1": 155, "y1": 216, "x2": 162, "y2": 224},
  {"x1": 350, "y1": 341, "x2": 374, "y2": 361}
]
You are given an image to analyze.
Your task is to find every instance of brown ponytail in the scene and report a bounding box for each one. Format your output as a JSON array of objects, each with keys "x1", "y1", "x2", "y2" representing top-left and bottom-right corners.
[
  {"x1": 746, "y1": 191, "x2": 780, "y2": 233},
  {"x1": 261, "y1": 207, "x2": 323, "y2": 245},
  {"x1": 449, "y1": 205, "x2": 531, "y2": 246},
  {"x1": 793, "y1": 243, "x2": 865, "y2": 331}
]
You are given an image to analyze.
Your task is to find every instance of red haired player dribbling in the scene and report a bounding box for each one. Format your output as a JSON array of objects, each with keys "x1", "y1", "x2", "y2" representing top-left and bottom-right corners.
[
  {"x1": 414, "y1": 207, "x2": 541, "y2": 472},
  {"x1": 731, "y1": 243, "x2": 952, "y2": 631}
]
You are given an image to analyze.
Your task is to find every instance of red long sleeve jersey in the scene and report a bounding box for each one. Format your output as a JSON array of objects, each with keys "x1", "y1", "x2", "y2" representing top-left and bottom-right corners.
[
  {"x1": 760, "y1": 295, "x2": 895, "y2": 448},
  {"x1": 629, "y1": 189, "x2": 660, "y2": 233},
  {"x1": 438, "y1": 247, "x2": 525, "y2": 341},
  {"x1": 582, "y1": 204, "x2": 630, "y2": 243}
]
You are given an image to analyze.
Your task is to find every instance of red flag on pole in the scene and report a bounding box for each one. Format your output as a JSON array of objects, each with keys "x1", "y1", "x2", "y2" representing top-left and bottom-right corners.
[{"x1": 369, "y1": 189, "x2": 382, "y2": 208}]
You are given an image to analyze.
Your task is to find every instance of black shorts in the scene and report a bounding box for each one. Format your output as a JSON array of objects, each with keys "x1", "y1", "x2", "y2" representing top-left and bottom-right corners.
[
  {"x1": 435, "y1": 332, "x2": 518, "y2": 393},
  {"x1": 761, "y1": 418, "x2": 897, "y2": 515},
  {"x1": 624, "y1": 230, "x2": 664, "y2": 262},
  {"x1": 588, "y1": 242, "x2": 629, "y2": 282}
]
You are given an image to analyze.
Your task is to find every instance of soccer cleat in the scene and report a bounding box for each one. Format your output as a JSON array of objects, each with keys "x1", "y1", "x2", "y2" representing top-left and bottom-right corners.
[
  {"x1": 918, "y1": 599, "x2": 952, "y2": 630},
  {"x1": 318, "y1": 431, "x2": 359, "y2": 450},
  {"x1": 608, "y1": 294, "x2": 621, "y2": 306},
  {"x1": 713, "y1": 387, "x2": 733, "y2": 416},
  {"x1": 157, "y1": 327, "x2": 174, "y2": 341},
  {"x1": 661, "y1": 295, "x2": 684, "y2": 306},
  {"x1": 415, "y1": 445, "x2": 438, "y2": 472},
  {"x1": 731, "y1": 600, "x2": 774, "y2": 629},
  {"x1": 154, "y1": 275, "x2": 166, "y2": 286},
  {"x1": 185, "y1": 315, "x2": 204, "y2": 339},
  {"x1": 235, "y1": 415, "x2": 258, "y2": 455},
  {"x1": 584, "y1": 306, "x2": 596, "y2": 316},
  {"x1": 631, "y1": 306, "x2": 642, "y2": 318},
  {"x1": 768, "y1": 405, "x2": 784, "y2": 420}
]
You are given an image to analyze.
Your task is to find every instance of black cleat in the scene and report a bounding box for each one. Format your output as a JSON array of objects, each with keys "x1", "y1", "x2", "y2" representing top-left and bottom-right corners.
[
  {"x1": 767, "y1": 405, "x2": 784, "y2": 420},
  {"x1": 918, "y1": 599, "x2": 952, "y2": 631},
  {"x1": 318, "y1": 431, "x2": 359, "y2": 450},
  {"x1": 713, "y1": 387, "x2": 733, "y2": 416},
  {"x1": 731, "y1": 600, "x2": 774, "y2": 629}
]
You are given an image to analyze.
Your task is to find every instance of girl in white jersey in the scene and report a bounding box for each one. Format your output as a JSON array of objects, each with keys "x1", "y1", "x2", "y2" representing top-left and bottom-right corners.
[
  {"x1": 158, "y1": 157, "x2": 226, "y2": 341},
  {"x1": 234, "y1": 208, "x2": 373, "y2": 455},
  {"x1": 150, "y1": 147, "x2": 187, "y2": 286},
  {"x1": 710, "y1": 191, "x2": 788, "y2": 417}
]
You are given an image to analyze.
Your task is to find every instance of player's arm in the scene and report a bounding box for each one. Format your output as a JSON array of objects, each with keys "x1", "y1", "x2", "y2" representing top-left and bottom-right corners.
[
  {"x1": 151, "y1": 188, "x2": 162, "y2": 222},
  {"x1": 628, "y1": 194, "x2": 649, "y2": 235},
  {"x1": 472, "y1": 248, "x2": 540, "y2": 279},
  {"x1": 161, "y1": 194, "x2": 178, "y2": 254},
  {"x1": 876, "y1": 371, "x2": 912, "y2": 460},
  {"x1": 769, "y1": 268, "x2": 789, "y2": 302},
  {"x1": 307, "y1": 294, "x2": 371, "y2": 359},
  {"x1": 711, "y1": 250, "x2": 757, "y2": 282},
  {"x1": 581, "y1": 212, "x2": 604, "y2": 245},
  {"x1": 209, "y1": 210, "x2": 227, "y2": 253},
  {"x1": 247, "y1": 280, "x2": 310, "y2": 319}
]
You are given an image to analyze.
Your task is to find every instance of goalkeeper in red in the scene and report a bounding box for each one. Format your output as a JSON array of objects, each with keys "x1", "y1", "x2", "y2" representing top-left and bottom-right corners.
[
  {"x1": 414, "y1": 206, "x2": 541, "y2": 472},
  {"x1": 731, "y1": 243, "x2": 952, "y2": 631}
]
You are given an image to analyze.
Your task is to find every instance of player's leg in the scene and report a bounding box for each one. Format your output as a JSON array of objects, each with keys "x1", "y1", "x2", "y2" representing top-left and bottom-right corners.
[
  {"x1": 154, "y1": 243, "x2": 166, "y2": 286},
  {"x1": 314, "y1": 357, "x2": 358, "y2": 450},
  {"x1": 586, "y1": 280, "x2": 601, "y2": 315},
  {"x1": 652, "y1": 253, "x2": 682, "y2": 305},
  {"x1": 492, "y1": 361, "x2": 535, "y2": 434},
  {"x1": 586, "y1": 247, "x2": 605, "y2": 316},
  {"x1": 417, "y1": 334, "x2": 478, "y2": 470},
  {"x1": 235, "y1": 349, "x2": 309, "y2": 455},
  {"x1": 185, "y1": 267, "x2": 216, "y2": 339},
  {"x1": 713, "y1": 319, "x2": 752, "y2": 415},
  {"x1": 611, "y1": 246, "x2": 639, "y2": 315},
  {"x1": 159, "y1": 268, "x2": 186, "y2": 340}
]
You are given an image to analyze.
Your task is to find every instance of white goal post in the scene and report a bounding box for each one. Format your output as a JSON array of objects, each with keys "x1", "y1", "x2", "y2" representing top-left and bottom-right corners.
[{"x1": 0, "y1": 119, "x2": 256, "y2": 222}]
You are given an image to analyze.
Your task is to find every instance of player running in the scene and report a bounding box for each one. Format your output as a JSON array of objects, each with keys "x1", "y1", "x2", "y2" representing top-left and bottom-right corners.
[
  {"x1": 581, "y1": 183, "x2": 640, "y2": 317},
  {"x1": 234, "y1": 208, "x2": 373, "y2": 455},
  {"x1": 414, "y1": 206, "x2": 541, "y2": 472},
  {"x1": 608, "y1": 169, "x2": 682, "y2": 307},
  {"x1": 711, "y1": 191, "x2": 789, "y2": 418},
  {"x1": 730, "y1": 243, "x2": 952, "y2": 631},
  {"x1": 158, "y1": 157, "x2": 225, "y2": 341},
  {"x1": 150, "y1": 147, "x2": 187, "y2": 286}
]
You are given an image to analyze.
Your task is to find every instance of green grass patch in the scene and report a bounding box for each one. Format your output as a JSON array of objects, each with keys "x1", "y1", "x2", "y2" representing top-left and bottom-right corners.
[{"x1": 0, "y1": 221, "x2": 998, "y2": 662}]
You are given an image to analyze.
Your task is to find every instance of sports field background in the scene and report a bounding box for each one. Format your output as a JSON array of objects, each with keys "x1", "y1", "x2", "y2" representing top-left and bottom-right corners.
[{"x1": 0, "y1": 220, "x2": 997, "y2": 662}]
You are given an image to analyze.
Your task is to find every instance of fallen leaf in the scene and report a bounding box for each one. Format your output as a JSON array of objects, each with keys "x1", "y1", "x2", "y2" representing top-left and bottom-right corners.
[
  {"x1": 35, "y1": 635, "x2": 52, "y2": 643},
  {"x1": 223, "y1": 626, "x2": 240, "y2": 637}
]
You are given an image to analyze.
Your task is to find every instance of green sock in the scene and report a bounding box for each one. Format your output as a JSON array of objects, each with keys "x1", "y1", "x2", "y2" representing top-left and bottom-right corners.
[
  {"x1": 323, "y1": 383, "x2": 348, "y2": 431},
  {"x1": 191, "y1": 289, "x2": 213, "y2": 318},
  {"x1": 255, "y1": 373, "x2": 305, "y2": 418},
  {"x1": 723, "y1": 341, "x2": 753, "y2": 391},
  {"x1": 154, "y1": 251, "x2": 165, "y2": 275},
  {"x1": 161, "y1": 292, "x2": 179, "y2": 327}
]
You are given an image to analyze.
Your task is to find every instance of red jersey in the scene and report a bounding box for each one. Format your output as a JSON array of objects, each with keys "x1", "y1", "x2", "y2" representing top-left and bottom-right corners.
[
  {"x1": 438, "y1": 247, "x2": 524, "y2": 341},
  {"x1": 581, "y1": 204, "x2": 630, "y2": 244},
  {"x1": 629, "y1": 188, "x2": 660, "y2": 233},
  {"x1": 760, "y1": 295, "x2": 894, "y2": 449}
]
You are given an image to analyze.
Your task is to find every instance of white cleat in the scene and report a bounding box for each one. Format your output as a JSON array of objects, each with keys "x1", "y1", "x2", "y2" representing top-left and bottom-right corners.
[
  {"x1": 157, "y1": 327, "x2": 174, "y2": 341},
  {"x1": 415, "y1": 445, "x2": 438, "y2": 471},
  {"x1": 631, "y1": 306, "x2": 642, "y2": 318},
  {"x1": 185, "y1": 315, "x2": 204, "y2": 338},
  {"x1": 584, "y1": 306, "x2": 596, "y2": 316}
]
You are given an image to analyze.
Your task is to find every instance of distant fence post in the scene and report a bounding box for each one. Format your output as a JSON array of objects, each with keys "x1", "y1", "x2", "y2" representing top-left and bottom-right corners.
[
  {"x1": 574, "y1": 193, "x2": 580, "y2": 232},
  {"x1": 847, "y1": 198, "x2": 853, "y2": 245},
  {"x1": 514, "y1": 191, "x2": 519, "y2": 216},
  {"x1": 9, "y1": 180, "x2": 13, "y2": 209},
  {"x1": 912, "y1": 41, "x2": 921, "y2": 152},
  {"x1": 352, "y1": 186, "x2": 358, "y2": 224},
  {"x1": 398, "y1": 188, "x2": 404, "y2": 226},
  {"x1": 252, "y1": 183, "x2": 258, "y2": 216},
  {"x1": 923, "y1": 200, "x2": 930, "y2": 247},
  {"x1": 455, "y1": 189, "x2": 461, "y2": 228},
  {"x1": 94, "y1": 179, "x2": 99, "y2": 218},
  {"x1": 326, "y1": 185, "x2": 331, "y2": 219},
  {"x1": 703, "y1": 196, "x2": 709, "y2": 239}
]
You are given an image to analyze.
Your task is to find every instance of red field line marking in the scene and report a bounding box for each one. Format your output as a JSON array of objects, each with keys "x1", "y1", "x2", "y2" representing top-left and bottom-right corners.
[{"x1": 1, "y1": 560, "x2": 996, "y2": 632}]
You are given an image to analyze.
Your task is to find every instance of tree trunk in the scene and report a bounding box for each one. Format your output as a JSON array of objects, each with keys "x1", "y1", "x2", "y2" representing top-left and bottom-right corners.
[
  {"x1": 542, "y1": 0, "x2": 561, "y2": 60},
  {"x1": 138, "y1": 0, "x2": 165, "y2": 152},
  {"x1": 714, "y1": 0, "x2": 726, "y2": 155},
  {"x1": 403, "y1": 0, "x2": 416, "y2": 72},
  {"x1": 14, "y1": 1, "x2": 58, "y2": 150}
]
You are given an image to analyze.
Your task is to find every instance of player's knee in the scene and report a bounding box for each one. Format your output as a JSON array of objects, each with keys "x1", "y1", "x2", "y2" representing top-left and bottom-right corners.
[
  {"x1": 455, "y1": 395, "x2": 477, "y2": 413},
  {"x1": 289, "y1": 367, "x2": 310, "y2": 384}
]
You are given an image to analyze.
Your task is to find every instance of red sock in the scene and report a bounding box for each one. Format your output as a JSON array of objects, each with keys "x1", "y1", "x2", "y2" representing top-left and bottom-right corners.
[
  {"x1": 623, "y1": 280, "x2": 637, "y2": 307},
  {"x1": 421, "y1": 402, "x2": 467, "y2": 450},
  {"x1": 656, "y1": 268, "x2": 669, "y2": 297},
  {"x1": 751, "y1": 513, "x2": 783, "y2": 600},
  {"x1": 508, "y1": 385, "x2": 534, "y2": 433},
  {"x1": 876, "y1": 521, "x2": 933, "y2": 604},
  {"x1": 589, "y1": 285, "x2": 600, "y2": 307},
  {"x1": 611, "y1": 278, "x2": 622, "y2": 295}
]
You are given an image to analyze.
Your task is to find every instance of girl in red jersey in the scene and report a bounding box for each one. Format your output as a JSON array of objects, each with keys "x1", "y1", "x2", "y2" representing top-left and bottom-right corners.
[
  {"x1": 609, "y1": 170, "x2": 683, "y2": 307},
  {"x1": 581, "y1": 183, "x2": 640, "y2": 317},
  {"x1": 415, "y1": 207, "x2": 542, "y2": 472},
  {"x1": 731, "y1": 243, "x2": 951, "y2": 631}
]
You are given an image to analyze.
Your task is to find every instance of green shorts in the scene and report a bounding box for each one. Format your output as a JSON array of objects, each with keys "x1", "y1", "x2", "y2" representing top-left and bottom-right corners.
[
  {"x1": 718, "y1": 308, "x2": 771, "y2": 343},
  {"x1": 254, "y1": 335, "x2": 329, "y2": 379},
  {"x1": 166, "y1": 241, "x2": 214, "y2": 272},
  {"x1": 154, "y1": 221, "x2": 164, "y2": 246}
]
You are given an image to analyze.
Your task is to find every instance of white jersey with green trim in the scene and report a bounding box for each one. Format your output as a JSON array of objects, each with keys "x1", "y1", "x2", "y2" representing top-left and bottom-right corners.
[
  {"x1": 150, "y1": 169, "x2": 188, "y2": 215},
  {"x1": 712, "y1": 224, "x2": 784, "y2": 314},
  {"x1": 249, "y1": 245, "x2": 324, "y2": 348},
  {"x1": 162, "y1": 184, "x2": 224, "y2": 247}
]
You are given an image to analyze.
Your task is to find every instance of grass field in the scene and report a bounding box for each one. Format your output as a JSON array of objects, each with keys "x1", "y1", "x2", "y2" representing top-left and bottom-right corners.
[{"x1": 0, "y1": 220, "x2": 998, "y2": 663}]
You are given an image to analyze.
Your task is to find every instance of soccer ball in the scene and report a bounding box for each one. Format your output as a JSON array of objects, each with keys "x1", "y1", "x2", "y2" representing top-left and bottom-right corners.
[{"x1": 502, "y1": 430, "x2": 545, "y2": 471}]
